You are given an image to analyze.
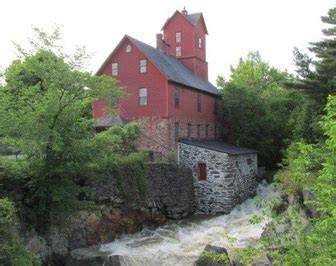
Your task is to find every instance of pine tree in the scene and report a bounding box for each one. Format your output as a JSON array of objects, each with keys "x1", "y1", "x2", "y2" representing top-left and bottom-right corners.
[{"x1": 292, "y1": 8, "x2": 336, "y2": 103}]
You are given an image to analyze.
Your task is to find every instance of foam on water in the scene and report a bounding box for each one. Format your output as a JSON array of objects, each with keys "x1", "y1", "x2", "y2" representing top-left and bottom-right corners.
[{"x1": 101, "y1": 182, "x2": 279, "y2": 266}]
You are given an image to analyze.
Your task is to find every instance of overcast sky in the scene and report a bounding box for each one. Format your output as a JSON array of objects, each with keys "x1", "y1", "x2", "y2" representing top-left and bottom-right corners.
[{"x1": 1, "y1": 0, "x2": 335, "y2": 84}]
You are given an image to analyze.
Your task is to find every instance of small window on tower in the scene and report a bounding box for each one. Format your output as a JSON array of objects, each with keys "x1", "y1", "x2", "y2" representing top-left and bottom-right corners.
[
  {"x1": 176, "y1": 32, "x2": 181, "y2": 43},
  {"x1": 176, "y1": 46, "x2": 182, "y2": 57},
  {"x1": 139, "y1": 88, "x2": 147, "y2": 106},
  {"x1": 112, "y1": 62, "x2": 118, "y2": 76},
  {"x1": 126, "y1": 44, "x2": 132, "y2": 53},
  {"x1": 139, "y1": 59, "x2": 147, "y2": 73},
  {"x1": 198, "y1": 38, "x2": 202, "y2": 49}
]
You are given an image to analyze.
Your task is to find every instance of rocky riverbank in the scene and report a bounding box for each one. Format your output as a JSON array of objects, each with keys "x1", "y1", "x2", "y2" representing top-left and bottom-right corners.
[
  {"x1": 22, "y1": 207, "x2": 166, "y2": 265},
  {"x1": 1, "y1": 163, "x2": 196, "y2": 265},
  {"x1": 194, "y1": 187, "x2": 318, "y2": 266}
]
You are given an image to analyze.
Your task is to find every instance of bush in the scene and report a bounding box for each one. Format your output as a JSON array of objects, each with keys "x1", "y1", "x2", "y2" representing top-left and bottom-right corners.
[
  {"x1": 0, "y1": 198, "x2": 41, "y2": 266},
  {"x1": 110, "y1": 152, "x2": 149, "y2": 209}
]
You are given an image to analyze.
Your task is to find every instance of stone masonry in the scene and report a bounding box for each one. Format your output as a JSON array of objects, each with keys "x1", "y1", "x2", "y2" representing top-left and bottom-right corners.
[
  {"x1": 178, "y1": 141, "x2": 257, "y2": 214},
  {"x1": 135, "y1": 117, "x2": 217, "y2": 159},
  {"x1": 147, "y1": 163, "x2": 196, "y2": 219}
]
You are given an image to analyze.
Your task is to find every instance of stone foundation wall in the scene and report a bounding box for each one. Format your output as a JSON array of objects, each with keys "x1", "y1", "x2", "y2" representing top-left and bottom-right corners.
[
  {"x1": 178, "y1": 143, "x2": 257, "y2": 214},
  {"x1": 147, "y1": 163, "x2": 196, "y2": 219},
  {"x1": 133, "y1": 117, "x2": 217, "y2": 158}
]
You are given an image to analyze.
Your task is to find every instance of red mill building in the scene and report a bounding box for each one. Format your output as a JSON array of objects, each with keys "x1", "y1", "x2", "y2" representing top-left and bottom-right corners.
[{"x1": 93, "y1": 8, "x2": 219, "y2": 158}]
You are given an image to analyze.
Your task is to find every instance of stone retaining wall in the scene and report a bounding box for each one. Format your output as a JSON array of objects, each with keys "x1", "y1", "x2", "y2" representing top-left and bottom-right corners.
[{"x1": 147, "y1": 163, "x2": 196, "y2": 219}]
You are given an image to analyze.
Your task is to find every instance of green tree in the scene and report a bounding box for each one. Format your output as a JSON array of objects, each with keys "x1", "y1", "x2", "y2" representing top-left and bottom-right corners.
[
  {"x1": 0, "y1": 28, "x2": 127, "y2": 228},
  {"x1": 217, "y1": 52, "x2": 302, "y2": 168},
  {"x1": 288, "y1": 7, "x2": 336, "y2": 142},
  {"x1": 272, "y1": 95, "x2": 336, "y2": 265}
]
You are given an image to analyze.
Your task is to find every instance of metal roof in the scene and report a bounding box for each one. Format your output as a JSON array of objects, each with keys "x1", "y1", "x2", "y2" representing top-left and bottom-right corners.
[
  {"x1": 130, "y1": 37, "x2": 218, "y2": 95},
  {"x1": 179, "y1": 140, "x2": 257, "y2": 155},
  {"x1": 187, "y1": 13, "x2": 202, "y2": 25}
]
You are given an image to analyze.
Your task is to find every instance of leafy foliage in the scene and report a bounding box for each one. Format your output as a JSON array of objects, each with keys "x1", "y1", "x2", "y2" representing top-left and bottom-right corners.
[
  {"x1": 287, "y1": 7, "x2": 336, "y2": 142},
  {"x1": 217, "y1": 52, "x2": 304, "y2": 168},
  {"x1": 202, "y1": 250, "x2": 230, "y2": 265},
  {"x1": 0, "y1": 27, "x2": 141, "y2": 228},
  {"x1": 266, "y1": 95, "x2": 336, "y2": 264},
  {"x1": 0, "y1": 198, "x2": 41, "y2": 266},
  {"x1": 111, "y1": 152, "x2": 149, "y2": 209}
]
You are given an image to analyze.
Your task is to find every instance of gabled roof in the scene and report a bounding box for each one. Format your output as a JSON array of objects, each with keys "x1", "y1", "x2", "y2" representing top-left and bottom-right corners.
[
  {"x1": 179, "y1": 140, "x2": 257, "y2": 155},
  {"x1": 129, "y1": 36, "x2": 218, "y2": 95},
  {"x1": 97, "y1": 35, "x2": 218, "y2": 96},
  {"x1": 161, "y1": 10, "x2": 208, "y2": 34}
]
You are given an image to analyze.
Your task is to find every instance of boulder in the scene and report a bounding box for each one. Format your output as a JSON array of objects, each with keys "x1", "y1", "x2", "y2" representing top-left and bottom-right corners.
[
  {"x1": 66, "y1": 245, "x2": 122, "y2": 266},
  {"x1": 195, "y1": 245, "x2": 230, "y2": 266},
  {"x1": 302, "y1": 189, "x2": 320, "y2": 218},
  {"x1": 253, "y1": 256, "x2": 272, "y2": 266}
]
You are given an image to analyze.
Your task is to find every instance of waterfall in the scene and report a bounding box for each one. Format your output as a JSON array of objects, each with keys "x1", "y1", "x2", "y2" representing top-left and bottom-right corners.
[{"x1": 101, "y1": 182, "x2": 279, "y2": 266}]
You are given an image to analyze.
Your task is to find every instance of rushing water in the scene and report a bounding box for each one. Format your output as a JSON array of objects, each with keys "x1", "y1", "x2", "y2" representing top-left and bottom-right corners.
[{"x1": 101, "y1": 182, "x2": 279, "y2": 266}]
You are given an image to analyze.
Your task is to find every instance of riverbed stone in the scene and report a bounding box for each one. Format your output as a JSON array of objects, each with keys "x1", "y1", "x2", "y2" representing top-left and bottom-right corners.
[
  {"x1": 253, "y1": 256, "x2": 272, "y2": 266},
  {"x1": 195, "y1": 244, "x2": 230, "y2": 266},
  {"x1": 66, "y1": 245, "x2": 121, "y2": 266},
  {"x1": 302, "y1": 189, "x2": 320, "y2": 218}
]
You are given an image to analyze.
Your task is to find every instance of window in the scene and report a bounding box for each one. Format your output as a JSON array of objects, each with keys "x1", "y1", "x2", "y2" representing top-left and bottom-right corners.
[
  {"x1": 175, "y1": 87, "x2": 180, "y2": 108},
  {"x1": 112, "y1": 62, "x2": 118, "y2": 76},
  {"x1": 174, "y1": 122, "x2": 180, "y2": 141},
  {"x1": 197, "y1": 94, "x2": 201, "y2": 112},
  {"x1": 176, "y1": 46, "x2": 181, "y2": 57},
  {"x1": 198, "y1": 38, "x2": 202, "y2": 48},
  {"x1": 198, "y1": 162, "x2": 207, "y2": 180},
  {"x1": 187, "y1": 123, "x2": 192, "y2": 139},
  {"x1": 139, "y1": 88, "x2": 147, "y2": 106},
  {"x1": 176, "y1": 32, "x2": 181, "y2": 43},
  {"x1": 197, "y1": 125, "x2": 201, "y2": 139},
  {"x1": 139, "y1": 59, "x2": 147, "y2": 73},
  {"x1": 205, "y1": 124, "x2": 209, "y2": 138},
  {"x1": 126, "y1": 44, "x2": 132, "y2": 53}
]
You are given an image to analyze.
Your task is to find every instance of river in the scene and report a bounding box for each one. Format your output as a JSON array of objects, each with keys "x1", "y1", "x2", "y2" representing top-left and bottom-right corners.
[{"x1": 100, "y1": 182, "x2": 278, "y2": 266}]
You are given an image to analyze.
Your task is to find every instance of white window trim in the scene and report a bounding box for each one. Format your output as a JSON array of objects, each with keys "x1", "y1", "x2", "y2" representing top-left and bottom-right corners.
[
  {"x1": 112, "y1": 62, "x2": 118, "y2": 76},
  {"x1": 140, "y1": 59, "x2": 147, "y2": 73},
  {"x1": 198, "y1": 38, "x2": 202, "y2": 49},
  {"x1": 176, "y1": 32, "x2": 181, "y2": 43},
  {"x1": 176, "y1": 46, "x2": 181, "y2": 57},
  {"x1": 139, "y1": 87, "x2": 148, "y2": 106}
]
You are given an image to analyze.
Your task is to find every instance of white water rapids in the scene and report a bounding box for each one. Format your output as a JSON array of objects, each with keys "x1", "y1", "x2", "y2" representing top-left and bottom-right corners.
[{"x1": 101, "y1": 182, "x2": 279, "y2": 266}]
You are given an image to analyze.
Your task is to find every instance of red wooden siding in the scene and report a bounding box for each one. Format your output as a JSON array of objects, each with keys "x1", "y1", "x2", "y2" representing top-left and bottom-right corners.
[{"x1": 93, "y1": 37, "x2": 168, "y2": 119}]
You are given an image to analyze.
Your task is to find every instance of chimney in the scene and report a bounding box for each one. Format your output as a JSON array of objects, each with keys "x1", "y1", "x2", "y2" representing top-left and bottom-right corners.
[
  {"x1": 156, "y1": 33, "x2": 164, "y2": 50},
  {"x1": 182, "y1": 6, "x2": 188, "y2": 16}
]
